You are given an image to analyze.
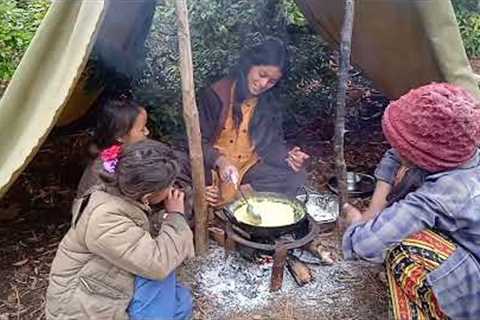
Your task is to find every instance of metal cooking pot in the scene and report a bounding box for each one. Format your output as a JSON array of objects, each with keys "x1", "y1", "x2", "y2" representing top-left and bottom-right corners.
[{"x1": 222, "y1": 191, "x2": 309, "y2": 239}]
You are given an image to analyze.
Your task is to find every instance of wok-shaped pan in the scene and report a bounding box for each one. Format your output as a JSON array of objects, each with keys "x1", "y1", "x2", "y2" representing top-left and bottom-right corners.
[{"x1": 222, "y1": 191, "x2": 309, "y2": 239}]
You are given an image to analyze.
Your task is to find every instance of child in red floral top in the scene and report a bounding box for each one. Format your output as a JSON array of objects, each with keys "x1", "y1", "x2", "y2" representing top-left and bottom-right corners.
[
  {"x1": 76, "y1": 99, "x2": 150, "y2": 197},
  {"x1": 77, "y1": 97, "x2": 194, "y2": 218}
]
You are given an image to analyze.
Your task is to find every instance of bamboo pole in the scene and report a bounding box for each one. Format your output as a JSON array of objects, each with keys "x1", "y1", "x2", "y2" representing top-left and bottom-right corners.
[
  {"x1": 175, "y1": 0, "x2": 209, "y2": 254},
  {"x1": 334, "y1": 0, "x2": 355, "y2": 222}
]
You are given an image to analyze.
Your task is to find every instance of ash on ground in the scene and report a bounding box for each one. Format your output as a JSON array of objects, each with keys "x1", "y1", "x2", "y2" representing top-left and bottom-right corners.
[{"x1": 179, "y1": 237, "x2": 389, "y2": 320}]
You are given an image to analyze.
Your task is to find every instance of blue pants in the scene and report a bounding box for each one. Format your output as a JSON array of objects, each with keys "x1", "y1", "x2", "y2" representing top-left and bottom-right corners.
[{"x1": 128, "y1": 272, "x2": 193, "y2": 320}]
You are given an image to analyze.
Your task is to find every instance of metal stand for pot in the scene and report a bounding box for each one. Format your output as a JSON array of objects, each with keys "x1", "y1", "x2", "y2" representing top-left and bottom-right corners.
[{"x1": 223, "y1": 215, "x2": 321, "y2": 291}]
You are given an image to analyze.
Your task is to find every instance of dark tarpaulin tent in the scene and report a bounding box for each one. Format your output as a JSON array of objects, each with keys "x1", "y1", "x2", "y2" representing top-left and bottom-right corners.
[
  {"x1": 0, "y1": 0, "x2": 478, "y2": 201},
  {"x1": 296, "y1": 0, "x2": 479, "y2": 99}
]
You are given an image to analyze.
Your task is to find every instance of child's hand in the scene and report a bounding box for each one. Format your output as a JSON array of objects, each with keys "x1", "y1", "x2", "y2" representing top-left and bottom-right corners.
[
  {"x1": 165, "y1": 188, "x2": 185, "y2": 213},
  {"x1": 205, "y1": 185, "x2": 221, "y2": 207}
]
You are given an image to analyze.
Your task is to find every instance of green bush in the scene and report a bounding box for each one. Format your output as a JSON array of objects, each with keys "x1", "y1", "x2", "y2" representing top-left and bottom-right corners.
[
  {"x1": 452, "y1": 0, "x2": 479, "y2": 12},
  {"x1": 457, "y1": 11, "x2": 480, "y2": 58},
  {"x1": 0, "y1": 0, "x2": 50, "y2": 81},
  {"x1": 133, "y1": 0, "x2": 335, "y2": 140},
  {"x1": 453, "y1": 0, "x2": 480, "y2": 58},
  {"x1": 458, "y1": 14, "x2": 480, "y2": 58}
]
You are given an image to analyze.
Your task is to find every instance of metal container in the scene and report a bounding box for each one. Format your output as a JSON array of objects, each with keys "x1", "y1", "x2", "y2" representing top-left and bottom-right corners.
[
  {"x1": 328, "y1": 172, "x2": 376, "y2": 198},
  {"x1": 296, "y1": 189, "x2": 339, "y2": 224},
  {"x1": 223, "y1": 192, "x2": 308, "y2": 239}
]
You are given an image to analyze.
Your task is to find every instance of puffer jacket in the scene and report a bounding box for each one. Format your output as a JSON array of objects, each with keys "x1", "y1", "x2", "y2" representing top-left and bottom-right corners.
[{"x1": 45, "y1": 189, "x2": 195, "y2": 320}]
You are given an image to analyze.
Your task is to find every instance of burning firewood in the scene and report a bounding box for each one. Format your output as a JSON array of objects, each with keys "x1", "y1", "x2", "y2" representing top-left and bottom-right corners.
[
  {"x1": 286, "y1": 256, "x2": 313, "y2": 286},
  {"x1": 307, "y1": 243, "x2": 336, "y2": 265},
  {"x1": 318, "y1": 250, "x2": 335, "y2": 265},
  {"x1": 208, "y1": 227, "x2": 225, "y2": 246}
]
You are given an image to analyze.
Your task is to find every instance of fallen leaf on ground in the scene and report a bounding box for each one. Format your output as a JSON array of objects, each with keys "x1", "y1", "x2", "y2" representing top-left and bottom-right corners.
[
  {"x1": 7, "y1": 292, "x2": 16, "y2": 304},
  {"x1": 0, "y1": 204, "x2": 21, "y2": 222},
  {"x1": 12, "y1": 258, "x2": 29, "y2": 267}
]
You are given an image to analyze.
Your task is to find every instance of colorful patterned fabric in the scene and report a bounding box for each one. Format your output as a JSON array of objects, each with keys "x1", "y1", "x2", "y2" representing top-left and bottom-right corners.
[{"x1": 387, "y1": 229, "x2": 455, "y2": 320}]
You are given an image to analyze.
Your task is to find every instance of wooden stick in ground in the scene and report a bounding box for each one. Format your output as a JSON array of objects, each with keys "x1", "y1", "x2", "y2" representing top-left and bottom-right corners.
[
  {"x1": 334, "y1": 0, "x2": 355, "y2": 223},
  {"x1": 175, "y1": 0, "x2": 209, "y2": 254}
]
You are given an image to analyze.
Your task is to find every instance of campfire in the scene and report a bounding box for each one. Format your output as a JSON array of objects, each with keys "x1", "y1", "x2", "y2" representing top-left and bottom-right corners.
[{"x1": 210, "y1": 189, "x2": 339, "y2": 291}]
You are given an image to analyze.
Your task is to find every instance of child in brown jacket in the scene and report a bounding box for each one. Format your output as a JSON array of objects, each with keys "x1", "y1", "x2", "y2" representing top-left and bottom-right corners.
[{"x1": 46, "y1": 139, "x2": 195, "y2": 319}]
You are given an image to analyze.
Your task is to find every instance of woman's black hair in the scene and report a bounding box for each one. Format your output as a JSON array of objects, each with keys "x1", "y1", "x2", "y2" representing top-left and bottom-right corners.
[
  {"x1": 232, "y1": 37, "x2": 289, "y2": 127},
  {"x1": 94, "y1": 98, "x2": 143, "y2": 150}
]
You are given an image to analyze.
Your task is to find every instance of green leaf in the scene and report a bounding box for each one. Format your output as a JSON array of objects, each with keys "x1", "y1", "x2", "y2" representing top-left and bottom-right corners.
[{"x1": 0, "y1": 0, "x2": 49, "y2": 81}]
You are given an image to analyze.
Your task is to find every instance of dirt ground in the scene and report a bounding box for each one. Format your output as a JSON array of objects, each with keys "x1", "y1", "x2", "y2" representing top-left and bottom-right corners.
[
  {"x1": 181, "y1": 233, "x2": 389, "y2": 320},
  {"x1": 0, "y1": 75, "x2": 391, "y2": 320}
]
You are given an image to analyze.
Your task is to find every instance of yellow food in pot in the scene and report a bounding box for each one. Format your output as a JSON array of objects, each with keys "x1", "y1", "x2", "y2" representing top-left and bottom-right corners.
[{"x1": 235, "y1": 200, "x2": 296, "y2": 226}]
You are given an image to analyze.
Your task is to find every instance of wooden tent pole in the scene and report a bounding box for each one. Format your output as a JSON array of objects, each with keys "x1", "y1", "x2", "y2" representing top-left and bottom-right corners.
[
  {"x1": 175, "y1": 0, "x2": 209, "y2": 254},
  {"x1": 334, "y1": 0, "x2": 355, "y2": 222}
]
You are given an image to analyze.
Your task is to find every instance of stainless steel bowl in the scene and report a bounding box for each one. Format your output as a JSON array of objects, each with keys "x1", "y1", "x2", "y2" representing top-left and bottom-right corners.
[{"x1": 328, "y1": 172, "x2": 376, "y2": 198}]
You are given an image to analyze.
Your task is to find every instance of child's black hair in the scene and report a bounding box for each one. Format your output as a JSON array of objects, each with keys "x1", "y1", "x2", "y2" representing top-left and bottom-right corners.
[
  {"x1": 94, "y1": 99, "x2": 143, "y2": 150},
  {"x1": 103, "y1": 139, "x2": 179, "y2": 200}
]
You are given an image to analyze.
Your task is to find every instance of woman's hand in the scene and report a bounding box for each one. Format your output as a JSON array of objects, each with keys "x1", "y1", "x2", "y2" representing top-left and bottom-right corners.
[
  {"x1": 287, "y1": 146, "x2": 310, "y2": 172},
  {"x1": 164, "y1": 188, "x2": 185, "y2": 213},
  {"x1": 343, "y1": 203, "x2": 363, "y2": 227},
  {"x1": 205, "y1": 185, "x2": 221, "y2": 207},
  {"x1": 394, "y1": 165, "x2": 410, "y2": 186},
  {"x1": 363, "y1": 180, "x2": 392, "y2": 220},
  {"x1": 216, "y1": 156, "x2": 239, "y2": 186}
]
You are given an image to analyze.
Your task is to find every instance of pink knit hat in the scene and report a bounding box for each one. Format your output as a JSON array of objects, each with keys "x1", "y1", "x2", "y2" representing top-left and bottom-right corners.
[{"x1": 382, "y1": 83, "x2": 480, "y2": 172}]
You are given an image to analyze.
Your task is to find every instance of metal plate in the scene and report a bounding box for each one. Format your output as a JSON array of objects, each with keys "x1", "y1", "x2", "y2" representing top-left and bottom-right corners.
[{"x1": 296, "y1": 191, "x2": 339, "y2": 224}]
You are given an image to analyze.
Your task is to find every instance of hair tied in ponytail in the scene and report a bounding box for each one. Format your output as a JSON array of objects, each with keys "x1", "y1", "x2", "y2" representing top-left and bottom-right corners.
[{"x1": 100, "y1": 144, "x2": 122, "y2": 173}]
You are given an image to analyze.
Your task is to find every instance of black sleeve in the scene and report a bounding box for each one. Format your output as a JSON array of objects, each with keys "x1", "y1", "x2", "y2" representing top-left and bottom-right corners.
[
  {"x1": 198, "y1": 87, "x2": 222, "y2": 169},
  {"x1": 252, "y1": 97, "x2": 290, "y2": 167}
]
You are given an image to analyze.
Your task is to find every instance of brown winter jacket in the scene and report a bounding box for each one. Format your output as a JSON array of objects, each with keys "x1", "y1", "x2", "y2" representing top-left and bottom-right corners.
[{"x1": 45, "y1": 188, "x2": 194, "y2": 320}]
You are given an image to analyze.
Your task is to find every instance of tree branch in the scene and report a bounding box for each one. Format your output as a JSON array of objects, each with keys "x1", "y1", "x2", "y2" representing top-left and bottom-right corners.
[
  {"x1": 175, "y1": 0, "x2": 209, "y2": 254},
  {"x1": 334, "y1": 0, "x2": 355, "y2": 221}
]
